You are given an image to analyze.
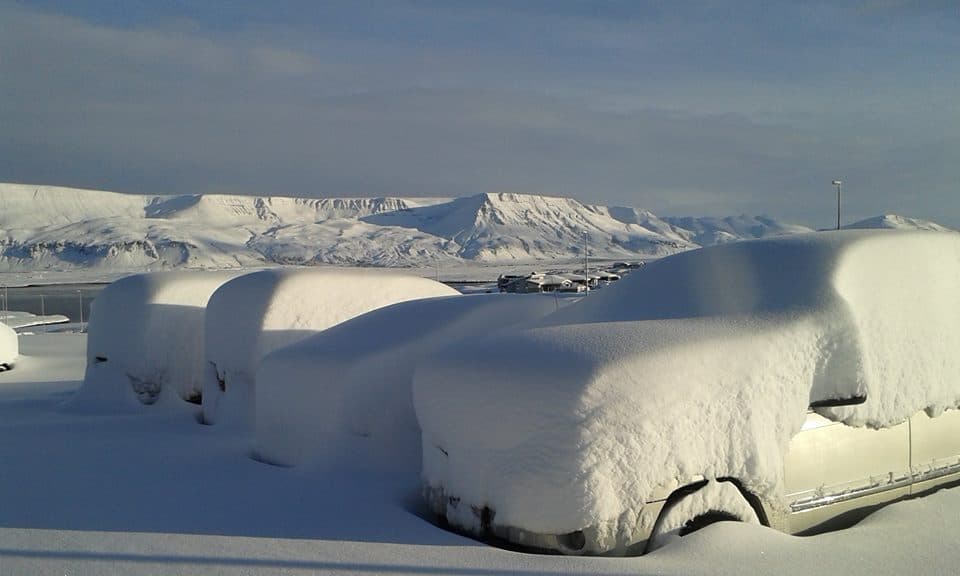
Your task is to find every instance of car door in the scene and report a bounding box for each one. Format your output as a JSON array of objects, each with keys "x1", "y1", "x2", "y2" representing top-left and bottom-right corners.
[
  {"x1": 909, "y1": 408, "x2": 960, "y2": 495},
  {"x1": 783, "y1": 411, "x2": 911, "y2": 534}
]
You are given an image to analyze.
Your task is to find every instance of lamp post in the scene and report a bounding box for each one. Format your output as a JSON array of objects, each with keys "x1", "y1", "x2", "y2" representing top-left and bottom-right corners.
[
  {"x1": 583, "y1": 231, "x2": 589, "y2": 293},
  {"x1": 832, "y1": 180, "x2": 842, "y2": 230}
]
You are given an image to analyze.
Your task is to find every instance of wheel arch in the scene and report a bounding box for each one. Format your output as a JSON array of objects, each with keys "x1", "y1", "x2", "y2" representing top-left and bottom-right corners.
[
  {"x1": 644, "y1": 477, "x2": 770, "y2": 553},
  {"x1": 715, "y1": 476, "x2": 770, "y2": 526}
]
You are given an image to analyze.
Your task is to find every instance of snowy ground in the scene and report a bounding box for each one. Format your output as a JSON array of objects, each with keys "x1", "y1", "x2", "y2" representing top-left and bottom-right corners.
[{"x1": 0, "y1": 332, "x2": 958, "y2": 575}]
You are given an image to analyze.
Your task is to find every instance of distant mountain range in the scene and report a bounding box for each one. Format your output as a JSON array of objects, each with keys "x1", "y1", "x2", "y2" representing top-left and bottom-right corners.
[{"x1": 0, "y1": 183, "x2": 951, "y2": 273}]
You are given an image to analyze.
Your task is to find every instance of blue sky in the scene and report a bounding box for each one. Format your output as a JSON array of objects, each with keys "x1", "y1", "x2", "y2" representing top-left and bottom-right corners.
[{"x1": 1, "y1": 1, "x2": 957, "y2": 227}]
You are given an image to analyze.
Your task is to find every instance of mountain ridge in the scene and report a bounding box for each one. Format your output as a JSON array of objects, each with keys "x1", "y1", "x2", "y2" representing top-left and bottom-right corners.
[{"x1": 0, "y1": 183, "x2": 950, "y2": 273}]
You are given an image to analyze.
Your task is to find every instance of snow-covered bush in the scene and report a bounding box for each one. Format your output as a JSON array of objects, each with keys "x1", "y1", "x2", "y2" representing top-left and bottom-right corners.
[
  {"x1": 0, "y1": 321, "x2": 18, "y2": 370},
  {"x1": 413, "y1": 230, "x2": 960, "y2": 553},
  {"x1": 74, "y1": 271, "x2": 242, "y2": 410},
  {"x1": 201, "y1": 269, "x2": 459, "y2": 429},
  {"x1": 254, "y1": 293, "x2": 561, "y2": 467}
]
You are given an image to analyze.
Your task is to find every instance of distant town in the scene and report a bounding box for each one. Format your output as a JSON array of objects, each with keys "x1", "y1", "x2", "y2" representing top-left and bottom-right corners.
[{"x1": 497, "y1": 262, "x2": 644, "y2": 294}]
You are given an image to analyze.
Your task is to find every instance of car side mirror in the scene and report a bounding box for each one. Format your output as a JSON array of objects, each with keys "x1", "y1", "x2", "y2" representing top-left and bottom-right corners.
[{"x1": 808, "y1": 394, "x2": 867, "y2": 409}]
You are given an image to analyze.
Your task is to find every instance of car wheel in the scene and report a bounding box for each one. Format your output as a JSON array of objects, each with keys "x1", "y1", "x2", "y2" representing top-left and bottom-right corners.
[{"x1": 646, "y1": 479, "x2": 760, "y2": 552}]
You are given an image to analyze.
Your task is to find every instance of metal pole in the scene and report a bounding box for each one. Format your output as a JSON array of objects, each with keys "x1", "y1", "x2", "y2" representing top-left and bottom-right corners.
[
  {"x1": 583, "y1": 231, "x2": 588, "y2": 292},
  {"x1": 833, "y1": 180, "x2": 842, "y2": 230},
  {"x1": 78, "y1": 289, "x2": 83, "y2": 330},
  {"x1": 837, "y1": 181, "x2": 841, "y2": 230}
]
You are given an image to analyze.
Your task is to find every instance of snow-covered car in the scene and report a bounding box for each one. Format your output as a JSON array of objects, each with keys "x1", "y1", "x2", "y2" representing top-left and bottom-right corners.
[
  {"x1": 413, "y1": 230, "x2": 960, "y2": 554},
  {"x1": 0, "y1": 321, "x2": 18, "y2": 371}
]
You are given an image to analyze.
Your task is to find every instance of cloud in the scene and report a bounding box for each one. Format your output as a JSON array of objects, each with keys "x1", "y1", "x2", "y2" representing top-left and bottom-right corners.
[{"x1": 0, "y1": 1, "x2": 957, "y2": 228}]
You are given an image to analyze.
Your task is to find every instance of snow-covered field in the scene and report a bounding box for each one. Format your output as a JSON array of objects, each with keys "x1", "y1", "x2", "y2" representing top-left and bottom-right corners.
[
  {"x1": 2, "y1": 229, "x2": 960, "y2": 575},
  {"x1": 0, "y1": 333, "x2": 957, "y2": 575}
]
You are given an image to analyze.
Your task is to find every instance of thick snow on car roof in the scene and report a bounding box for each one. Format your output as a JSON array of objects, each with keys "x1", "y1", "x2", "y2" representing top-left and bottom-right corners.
[
  {"x1": 413, "y1": 230, "x2": 960, "y2": 545},
  {"x1": 73, "y1": 270, "x2": 242, "y2": 410},
  {"x1": 254, "y1": 293, "x2": 559, "y2": 467},
  {"x1": 202, "y1": 268, "x2": 458, "y2": 428}
]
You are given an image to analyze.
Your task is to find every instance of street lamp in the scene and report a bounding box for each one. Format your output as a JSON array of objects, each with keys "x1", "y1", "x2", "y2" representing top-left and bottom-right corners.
[
  {"x1": 583, "y1": 231, "x2": 589, "y2": 292},
  {"x1": 832, "y1": 180, "x2": 842, "y2": 230}
]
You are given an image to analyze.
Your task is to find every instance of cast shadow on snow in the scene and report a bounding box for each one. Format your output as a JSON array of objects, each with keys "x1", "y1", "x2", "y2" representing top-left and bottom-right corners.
[
  {"x1": 0, "y1": 333, "x2": 466, "y2": 548},
  {"x1": 0, "y1": 406, "x2": 451, "y2": 546},
  {"x1": 0, "y1": 548, "x2": 610, "y2": 576}
]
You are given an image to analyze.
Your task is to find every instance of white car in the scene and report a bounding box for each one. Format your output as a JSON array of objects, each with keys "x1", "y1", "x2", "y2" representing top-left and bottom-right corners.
[
  {"x1": 783, "y1": 404, "x2": 960, "y2": 536},
  {"x1": 414, "y1": 230, "x2": 960, "y2": 554},
  {"x1": 422, "y1": 402, "x2": 960, "y2": 554}
]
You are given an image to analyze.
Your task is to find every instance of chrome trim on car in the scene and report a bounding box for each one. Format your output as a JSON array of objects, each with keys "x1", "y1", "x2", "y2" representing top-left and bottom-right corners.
[
  {"x1": 788, "y1": 472, "x2": 912, "y2": 513},
  {"x1": 789, "y1": 459, "x2": 960, "y2": 513},
  {"x1": 911, "y1": 459, "x2": 960, "y2": 485}
]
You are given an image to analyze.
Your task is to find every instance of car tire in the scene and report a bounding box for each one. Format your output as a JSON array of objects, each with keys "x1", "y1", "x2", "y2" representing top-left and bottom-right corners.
[{"x1": 646, "y1": 479, "x2": 760, "y2": 552}]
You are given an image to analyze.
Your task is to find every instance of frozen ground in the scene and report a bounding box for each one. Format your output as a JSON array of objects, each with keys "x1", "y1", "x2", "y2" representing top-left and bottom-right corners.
[{"x1": 0, "y1": 332, "x2": 958, "y2": 575}]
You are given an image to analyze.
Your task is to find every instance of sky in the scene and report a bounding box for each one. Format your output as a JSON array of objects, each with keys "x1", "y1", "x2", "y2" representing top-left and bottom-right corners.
[{"x1": 1, "y1": 0, "x2": 957, "y2": 228}]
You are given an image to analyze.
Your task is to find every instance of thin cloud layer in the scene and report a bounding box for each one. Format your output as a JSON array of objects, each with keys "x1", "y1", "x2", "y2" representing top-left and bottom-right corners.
[{"x1": 1, "y1": 1, "x2": 957, "y2": 227}]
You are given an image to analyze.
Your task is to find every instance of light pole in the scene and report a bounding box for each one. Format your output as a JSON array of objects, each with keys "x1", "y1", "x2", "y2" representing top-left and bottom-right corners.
[
  {"x1": 583, "y1": 231, "x2": 589, "y2": 292},
  {"x1": 832, "y1": 180, "x2": 842, "y2": 230}
]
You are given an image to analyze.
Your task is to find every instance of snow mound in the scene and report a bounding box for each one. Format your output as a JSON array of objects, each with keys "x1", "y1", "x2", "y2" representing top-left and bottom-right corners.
[
  {"x1": 0, "y1": 321, "x2": 17, "y2": 369},
  {"x1": 254, "y1": 293, "x2": 562, "y2": 467},
  {"x1": 73, "y1": 271, "x2": 242, "y2": 410},
  {"x1": 413, "y1": 230, "x2": 960, "y2": 551},
  {"x1": 201, "y1": 269, "x2": 459, "y2": 429}
]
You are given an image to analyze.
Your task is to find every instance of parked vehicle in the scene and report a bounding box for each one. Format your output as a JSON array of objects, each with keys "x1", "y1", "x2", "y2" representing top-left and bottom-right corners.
[
  {"x1": 416, "y1": 231, "x2": 960, "y2": 555},
  {"x1": 423, "y1": 401, "x2": 960, "y2": 555}
]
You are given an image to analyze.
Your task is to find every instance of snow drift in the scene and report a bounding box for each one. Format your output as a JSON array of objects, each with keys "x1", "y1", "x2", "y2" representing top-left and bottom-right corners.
[
  {"x1": 254, "y1": 293, "x2": 563, "y2": 467},
  {"x1": 201, "y1": 269, "x2": 459, "y2": 428},
  {"x1": 74, "y1": 271, "x2": 242, "y2": 409},
  {"x1": 0, "y1": 321, "x2": 17, "y2": 369},
  {"x1": 413, "y1": 230, "x2": 960, "y2": 552}
]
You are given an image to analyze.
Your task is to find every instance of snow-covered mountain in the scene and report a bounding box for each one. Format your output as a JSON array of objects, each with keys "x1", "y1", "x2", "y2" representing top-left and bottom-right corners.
[
  {"x1": 1, "y1": 183, "x2": 947, "y2": 273},
  {"x1": 845, "y1": 214, "x2": 954, "y2": 233},
  {"x1": 363, "y1": 193, "x2": 697, "y2": 261},
  {"x1": 661, "y1": 215, "x2": 815, "y2": 246}
]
